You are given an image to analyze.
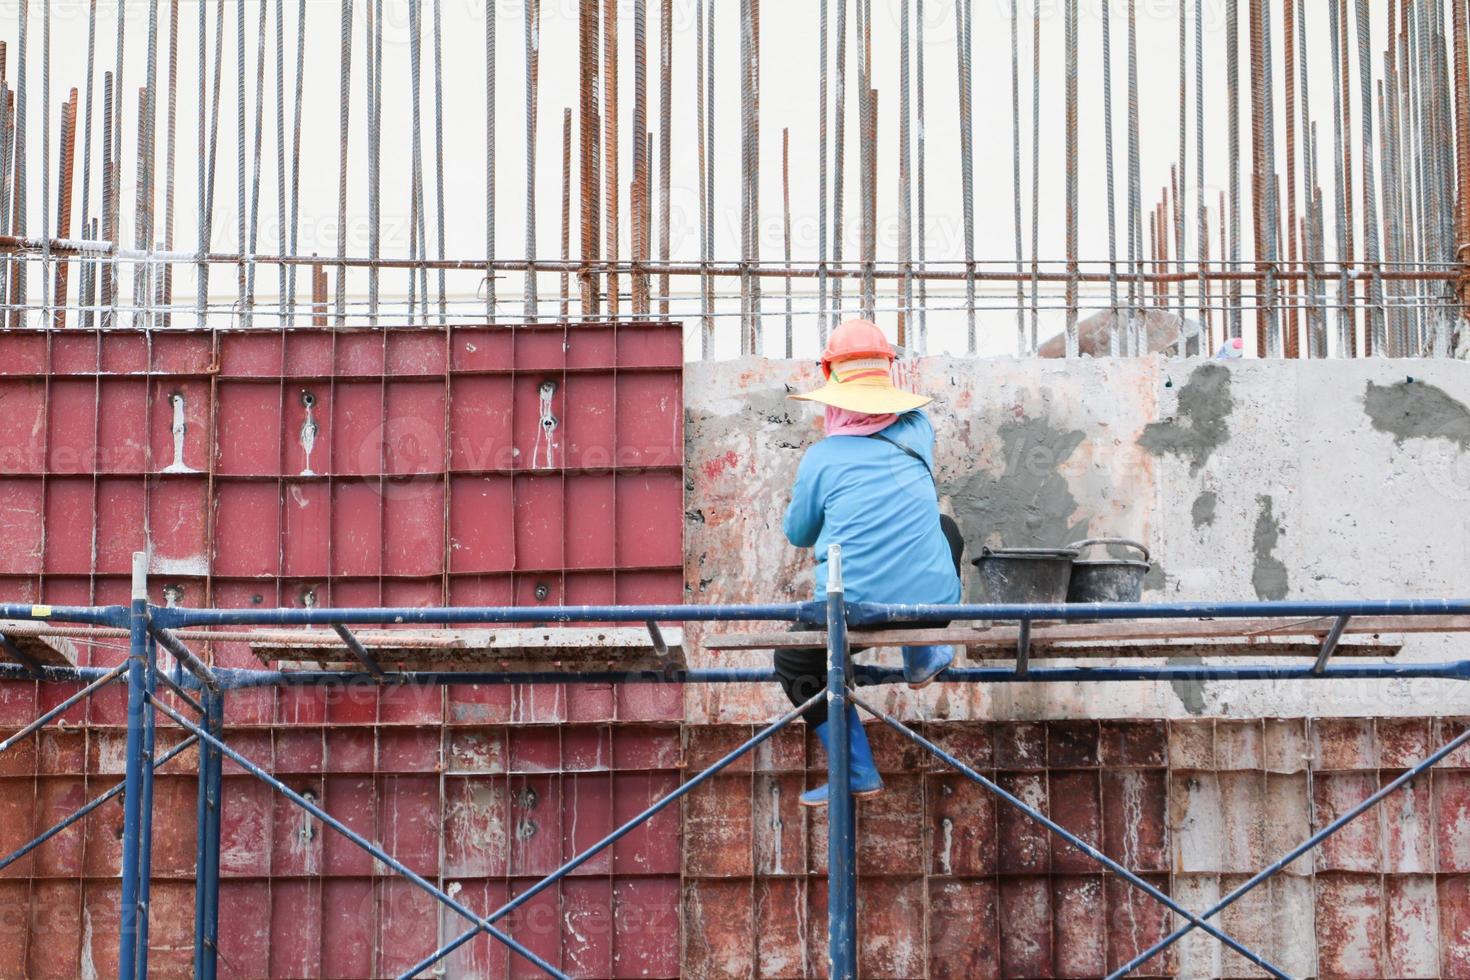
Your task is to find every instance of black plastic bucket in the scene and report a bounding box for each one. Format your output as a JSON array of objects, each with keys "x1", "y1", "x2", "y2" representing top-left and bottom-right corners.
[
  {"x1": 1066, "y1": 539, "x2": 1152, "y2": 605},
  {"x1": 970, "y1": 547, "x2": 1078, "y2": 605}
]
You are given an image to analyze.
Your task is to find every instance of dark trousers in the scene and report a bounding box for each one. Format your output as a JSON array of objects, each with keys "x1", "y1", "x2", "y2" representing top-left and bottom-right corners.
[{"x1": 774, "y1": 515, "x2": 964, "y2": 726}]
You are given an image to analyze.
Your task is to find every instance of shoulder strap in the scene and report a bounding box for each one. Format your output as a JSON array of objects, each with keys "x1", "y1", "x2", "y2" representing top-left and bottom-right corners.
[{"x1": 867, "y1": 431, "x2": 935, "y2": 482}]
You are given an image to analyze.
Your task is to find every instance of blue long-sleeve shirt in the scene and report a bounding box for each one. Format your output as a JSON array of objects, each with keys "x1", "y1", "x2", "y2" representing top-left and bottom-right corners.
[{"x1": 783, "y1": 410, "x2": 962, "y2": 604}]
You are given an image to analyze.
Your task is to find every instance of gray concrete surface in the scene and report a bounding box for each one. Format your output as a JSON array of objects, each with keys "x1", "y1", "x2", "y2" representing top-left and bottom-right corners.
[{"x1": 682, "y1": 355, "x2": 1470, "y2": 723}]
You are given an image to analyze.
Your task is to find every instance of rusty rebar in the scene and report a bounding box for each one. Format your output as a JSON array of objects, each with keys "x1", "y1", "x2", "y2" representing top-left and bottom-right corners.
[
  {"x1": 9, "y1": 0, "x2": 25, "y2": 330},
  {"x1": 1454, "y1": 0, "x2": 1470, "y2": 335},
  {"x1": 561, "y1": 105, "x2": 571, "y2": 321},
  {"x1": 658, "y1": 0, "x2": 671, "y2": 319},
  {"x1": 579, "y1": 0, "x2": 599, "y2": 316},
  {"x1": 782, "y1": 126, "x2": 793, "y2": 356},
  {"x1": 52, "y1": 89, "x2": 73, "y2": 327},
  {"x1": 523, "y1": 0, "x2": 540, "y2": 320},
  {"x1": 1337, "y1": 0, "x2": 1358, "y2": 355},
  {"x1": 1065, "y1": 0, "x2": 1078, "y2": 356},
  {"x1": 601, "y1": 0, "x2": 614, "y2": 316},
  {"x1": 1282, "y1": 0, "x2": 1299, "y2": 357},
  {"x1": 633, "y1": 0, "x2": 648, "y2": 314}
]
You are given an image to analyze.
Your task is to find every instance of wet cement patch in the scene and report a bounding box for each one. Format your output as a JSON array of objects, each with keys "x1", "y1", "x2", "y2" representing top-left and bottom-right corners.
[
  {"x1": 1191, "y1": 491, "x2": 1217, "y2": 528},
  {"x1": 1137, "y1": 362, "x2": 1234, "y2": 475},
  {"x1": 1364, "y1": 379, "x2": 1470, "y2": 450},
  {"x1": 1166, "y1": 655, "x2": 1208, "y2": 714},
  {"x1": 943, "y1": 415, "x2": 1090, "y2": 566},
  {"x1": 1251, "y1": 494, "x2": 1289, "y2": 600}
]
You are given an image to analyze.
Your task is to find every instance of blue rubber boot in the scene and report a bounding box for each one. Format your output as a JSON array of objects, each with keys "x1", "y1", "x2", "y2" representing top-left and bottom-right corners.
[
  {"x1": 901, "y1": 644, "x2": 954, "y2": 688},
  {"x1": 800, "y1": 706, "x2": 884, "y2": 808}
]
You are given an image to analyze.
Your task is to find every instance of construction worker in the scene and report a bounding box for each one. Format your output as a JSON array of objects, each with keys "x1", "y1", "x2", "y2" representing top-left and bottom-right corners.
[{"x1": 777, "y1": 319, "x2": 963, "y2": 807}]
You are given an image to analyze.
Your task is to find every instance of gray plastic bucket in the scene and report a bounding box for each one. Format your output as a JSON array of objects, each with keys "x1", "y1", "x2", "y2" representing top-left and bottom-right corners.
[
  {"x1": 1065, "y1": 538, "x2": 1152, "y2": 605},
  {"x1": 970, "y1": 547, "x2": 1078, "y2": 605}
]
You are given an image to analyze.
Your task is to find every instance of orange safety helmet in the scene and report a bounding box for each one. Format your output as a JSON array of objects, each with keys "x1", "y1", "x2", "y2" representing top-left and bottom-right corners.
[{"x1": 819, "y1": 318, "x2": 896, "y2": 378}]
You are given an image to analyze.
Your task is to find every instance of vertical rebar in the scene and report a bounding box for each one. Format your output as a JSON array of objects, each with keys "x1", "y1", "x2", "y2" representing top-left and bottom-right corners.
[
  {"x1": 415, "y1": 0, "x2": 432, "y2": 321},
  {"x1": 633, "y1": 0, "x2": 648, "y2": 315},
  {"x1": 1175, "y1": 0, "x2": 1187, "y2": 352},
  {"x1": 244, "y1": 0, "x2": 267, "y2": 330},
  {"x1": 79, "y1": 0, "x2": 96, "y2": 326},
  {"x1": 915, "y1": 0, "x2": 927, "y2": 351},
  {"x1": 818, "y1": 0, "x2": 829, "y2": 348},
  {"x1": 271, "y1": 0, "x2": 283, "y2": 326},
  {"x1": 99, "y1": 70, "x2": 110, "y2": 326},
  {"x1": 367, "y1": 0, "x2": 379, "y2": 325},
  {"x1": 561, "y1": 106, "x2": 572, "y2": 321},
  {"x1": 832, "y1": 0, "x2": 847, "y2": 333},
  {"x1": 1194, "y1": 0, "x2": 1205, "y2": 357},
  {"x1": 658, "y1": 0, "x2": 671, "y2": 319},
  {"x1": 1261, "y1": 0, "x2": 1280, "y2": 355},
  {"x1": 696, "y1": 0, "x2": 709, "y2": 352},
  {"x1": 1227, "y1": 0, "x2": 1241, "y2": 340},
  {"x1": 287, "y1": 0, "x2": 304, "y2": 324},
  {"x1": 704, "y1": 0, "x2": 715, "y2": 342},
  {"x1": 53, "y1": 90, "x2": 74, "y2": 327},
  {"x1": 900, "y1": 0, "x2": 912, "y2": 349},
  {"x1": 1296, "y1": 0, "x2": 1317, "y2": 354},
  {"x1": 9, "y1": 0, "x2": 26, "y2": 329},
  {"x1": 134, "y1": 0, "x2": 158, "y2": 330},
  {"x1": 1126, "y1": 0, "x2": 1141, "y2": 353},
  {"x1": 486, "y1": 0, "x2": 496, "y2": 320},
  {"x1": 523, "y1": 0, "x2": 540, "y2": 320},
  {"x1": 957, "y1": 0, "x2": 975, "y2": 352},
  {"x1": 1453, "y1": 0, "x2": 1470, "y2": 344},
  {"x1": 1018, "y1": 0, "x2": 1032, "y2": 355},
  {"x1": 750, "y1": 0, "x2": 762, "y2": 347},
  {"x1": 783, "y1": 127, "x2": 793, "y2": 357},
  {"x1": 1355, "y1": 0, "x2": 1385, "y2": 355},
  {"x1": 1337, "y1": 0, "x2": 1357, "y2": 355},
  {"x1": 578, "y1": 0, "x2": 598, "y2": 316},
  {"x1": 1065, "y1": 0, "x2": 1079, "y2": 357},
  {"x1": 333, "y1": 0, "x2": 352, "y2": 326},
  {"x1": 1249, "y1": 0, "x2": 1267, "y2": 352},
  {"x1": 1282, "y1": 0, "x2": 1299, "y2": 356},
  {"x1": 432, "y1": 0, "x2": 446, "y2": 323},
  {"x1": 601, "y1": 0, "x2": 615, "y2": 317}
]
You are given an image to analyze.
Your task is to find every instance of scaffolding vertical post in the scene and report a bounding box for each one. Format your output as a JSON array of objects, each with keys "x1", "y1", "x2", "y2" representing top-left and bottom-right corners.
[
  {"x1": 193, "y1": 686, "x2": 223, "y2": 979},
  {"x1": 135, "y1": 629, "x2": 159, "y2": 970},
  {"x1": 825, "y1": 544, "x2": 857, "y2": 977},
  {"x1": 119, "y1": 551, "x2": 151, "y2": 980}
]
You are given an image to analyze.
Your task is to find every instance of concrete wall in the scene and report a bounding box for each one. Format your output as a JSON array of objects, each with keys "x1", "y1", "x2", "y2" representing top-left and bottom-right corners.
[{"x1": 683, "y1": 355, "x2": 1470, "y2": 724}]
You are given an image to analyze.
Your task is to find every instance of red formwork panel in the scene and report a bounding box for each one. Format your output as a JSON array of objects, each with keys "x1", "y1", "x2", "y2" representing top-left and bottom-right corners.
[{"x1": 0, "y1": 323, "x2": 687, "y2": 977}]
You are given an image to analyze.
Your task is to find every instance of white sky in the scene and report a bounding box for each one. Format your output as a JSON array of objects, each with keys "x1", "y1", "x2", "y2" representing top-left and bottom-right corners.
[{"x1": 1, "y1": 0, "x2": 1420, "y2": 356}]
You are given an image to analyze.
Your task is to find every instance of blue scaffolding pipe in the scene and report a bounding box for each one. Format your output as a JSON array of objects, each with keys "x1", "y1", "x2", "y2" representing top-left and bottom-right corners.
[
  {"x1": 12, "y1": 582, "x2": 1470, "y2": 977},
  {"x1": 152, "y1": 600, "x2": 827, "y2": 629},
  {"x1": 846, "y1": 596, "x2": 1470, "y2": 625},
  {"x1": 825, "y1": 546, "x2": 859, "y2": 977},
  {"x1": 118, "y1": 559, "x2": 150, "y2": 980},
  {"x1": 0, "y1": 603, "x2": 128, "y2": 626},
  {"x1": 192, "y1": 690, "x2": 223, "y2": 979}
]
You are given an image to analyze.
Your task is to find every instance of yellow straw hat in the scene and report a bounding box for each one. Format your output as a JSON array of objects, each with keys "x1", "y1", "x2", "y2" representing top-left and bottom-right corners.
[
  {"x1": 789, "y1": 319, "x2": 931, "y2": 414},
  {"x1": 788, "y1": 357, "x2": 932, "y2": 415}
]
